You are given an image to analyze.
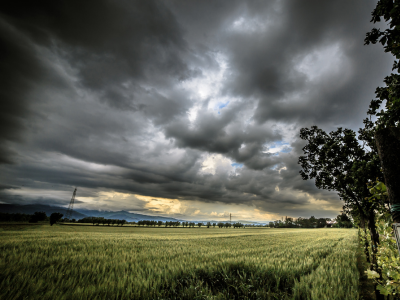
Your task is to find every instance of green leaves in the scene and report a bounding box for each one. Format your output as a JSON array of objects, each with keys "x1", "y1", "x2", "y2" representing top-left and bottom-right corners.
[
  {"x1": 299, "y1": 125, "x2": 381, "y2": 212},
  {"x1": 365, "y1": 0, "x2": 400, "y2": 129},
  {"x1": 368, "y1": 181, "x2": 388, "y2": 201},
  {"x1": 366, "y1": 269, "x2": 380, "y2": 279},
  {"x1": 364, "y1": 179, "x2": 400, "y2": 297}
]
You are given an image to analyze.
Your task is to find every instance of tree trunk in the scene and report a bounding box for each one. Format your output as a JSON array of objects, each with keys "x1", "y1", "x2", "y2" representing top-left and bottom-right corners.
[
  {"x1": 367, "y1": 213, "x2": 380, "y2": 269},
  {"x1": 367, "y1": 214, "x2": 386, "y2": 300},
  {"x1": 375, "y1": 127, "x2": 400, "y2": 222},
  {"x1": 362, "y1": 228, "x2": 371, "y2": 264}
]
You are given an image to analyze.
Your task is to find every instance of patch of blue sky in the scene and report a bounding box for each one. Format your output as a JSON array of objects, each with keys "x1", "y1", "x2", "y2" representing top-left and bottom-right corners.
[
  {"x1": 270, "y1": 141, "x2": 290, "y2": 148},
  {"x1": 280, "y1": 146, "x2": 292, "y2": 153},
  {"x1": 231, "y1": 162, "x2": 243, "y2": 168},
  {"x1": 217, "y1": 101, "x2": 230, "y2": 114},
  {"x1": 218, "y1": 101, "x2": 230, "y2": 109},
  {"x1": 265, "y1": 141, "x2": 292, "y2": 154}
]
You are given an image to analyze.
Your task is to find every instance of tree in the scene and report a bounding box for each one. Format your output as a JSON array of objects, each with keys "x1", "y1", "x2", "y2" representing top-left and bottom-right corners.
[
  {"x1": 308, "y1": 216, "x2": 316, "y2": 228},
  {"x1": 206, "y1": 222, "x2": 211, "y2": 228},
  {"x1": 197, "y1": 222, "x2": 202, "y2": 228},
  {"x1": 212, "y1": 222, "x2": 216, "y2": 228},
  {"x1": 299, "y1": 126, "x2": 382, "y2": 267},
  {"x1": 233, "y1": 222, "x2": 243, "y2": 228},
  {"x1": 316, "y1": 218, "x2": 327, "y2": 228},
  {"x1": 284, "y1": 217, "x2": 294, "y2": 228},
  {"x1": 29, "y1": 211, "x2": 47, "y2": 223},
  {"x1": 50, "y1": 213, "x2": 63, "y2": 226},
  {"x1": 365, "y1": 0, "x2": 400, "y2": 223},
  {"x1": 335, "y1": 213, "x2": 353, "y2": 228},
  {"x1": 268, "y1": 222, "x2": 274, "y2": 228}
]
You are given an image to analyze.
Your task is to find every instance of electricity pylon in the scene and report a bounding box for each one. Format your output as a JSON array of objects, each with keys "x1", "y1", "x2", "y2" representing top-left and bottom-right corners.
[{"x1": 65, "y1": 188, "x2": 77, "y2": 220}]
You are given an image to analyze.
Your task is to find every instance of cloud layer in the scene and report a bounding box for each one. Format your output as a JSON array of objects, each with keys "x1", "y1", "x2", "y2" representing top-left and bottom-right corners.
[{"x1": 0, "y1": 0, "x2": 394, "y2": 220}]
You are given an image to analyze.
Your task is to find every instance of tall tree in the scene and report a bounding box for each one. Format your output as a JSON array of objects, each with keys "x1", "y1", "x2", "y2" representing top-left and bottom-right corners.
[
  {"x1": 298, "y1": 126, "x2": 382, "y2": 267},
  {"x1": 365, "y1": 0, "x2": 400, "y2": 222}
]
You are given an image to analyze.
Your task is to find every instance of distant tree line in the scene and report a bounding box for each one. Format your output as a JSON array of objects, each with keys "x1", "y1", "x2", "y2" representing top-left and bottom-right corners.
[
  {"x1": 0, "y1": 212, "x2": 250, "y2": 229},
  {"x1": 78, "y1": 217, "x2": 127, "y2": 226},
  {"x1": 0, "y1": 211, "x2": 65, "y2": 226},
  {"x1": 0, "y1": 211, "x2": 48, "y2": 223},
  {"x1": 268, "y1": 213, "x2": 353, "y2": 229},
  {"x1": 131, "y1": 220, "x2": 245, "y2": 228}
]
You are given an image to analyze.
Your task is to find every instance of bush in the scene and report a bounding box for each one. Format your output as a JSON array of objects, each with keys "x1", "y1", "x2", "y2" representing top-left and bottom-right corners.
[{"x1": 50, "y1": 213, "x2": 63, "y2": 226}]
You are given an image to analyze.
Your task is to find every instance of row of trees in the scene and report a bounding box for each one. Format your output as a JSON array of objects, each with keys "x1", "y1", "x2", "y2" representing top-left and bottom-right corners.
[
  {"x1": 131, "y1": 220, "x2": 245, "y2": 228},
  {"x1": 77, "y1": 217, "x2": 127, "y2": 226},
  {"x1": 0, "y1": 212, "x2": 247, "y2": 229},
  {"x1": 298, "y1": 2, "x2": 399, "y2": 298},
  {"x1": 268, "y1": 214, "x2": 353, "y2": 229},
  {"x1": 0, "y1": 211, "x2": 64, "y2": 225},
  {"x1": 0, "y1": 212, "x2": 45, "y2": 223}
]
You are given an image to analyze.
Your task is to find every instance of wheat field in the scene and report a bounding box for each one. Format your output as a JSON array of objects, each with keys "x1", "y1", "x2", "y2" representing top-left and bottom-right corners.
[{"x1": 0, "y1": 224, "x2": 360, "y2": 299}]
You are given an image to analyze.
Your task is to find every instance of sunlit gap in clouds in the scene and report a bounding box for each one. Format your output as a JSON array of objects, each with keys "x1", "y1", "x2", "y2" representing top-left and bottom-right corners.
[
  {"x1": 264, "y1": 141, "x2": 292, "y2": 155},
  {"x1": 182, "y1": 53, "x2": 232, "y2": 123},
  {"x1": 133, "y1": 193, "x2": 281, "y2": 222}
]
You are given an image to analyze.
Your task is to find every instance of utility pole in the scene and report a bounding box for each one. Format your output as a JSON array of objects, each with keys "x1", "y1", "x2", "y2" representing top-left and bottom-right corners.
[{"x1": 65, "y1": 188, "x2": 77, "y2": 220}]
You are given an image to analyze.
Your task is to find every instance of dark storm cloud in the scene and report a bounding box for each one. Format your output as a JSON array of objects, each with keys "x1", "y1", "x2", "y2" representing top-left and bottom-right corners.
[
  {"x1": 219, "y1": 0, "x2": 393, "y2": 127},
  {"x1": 0, "y1": 0, "x2": 195, "y2": 154},
  {"x1": 0, "y1": 17, "x2": 48, "y2": 164},
  {"x1": 0, "y1": 0, "x2": 393, "y2": 219}
]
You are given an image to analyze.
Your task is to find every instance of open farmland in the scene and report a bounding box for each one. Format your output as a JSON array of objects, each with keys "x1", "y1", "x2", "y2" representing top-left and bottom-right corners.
[{"x1": 0, "y1": 225, "x2": 361, "y2": 299}]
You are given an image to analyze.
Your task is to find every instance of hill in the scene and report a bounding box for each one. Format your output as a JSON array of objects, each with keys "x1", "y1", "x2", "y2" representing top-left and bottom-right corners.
[{"x1": 0, "y1": 204, "x2": 183, "y2": 222}]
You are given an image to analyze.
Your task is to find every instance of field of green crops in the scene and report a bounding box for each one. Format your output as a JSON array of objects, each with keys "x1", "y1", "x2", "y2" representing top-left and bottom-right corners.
[{"x1": 0, "y1": 225, "x2": 361, "y2": 299}]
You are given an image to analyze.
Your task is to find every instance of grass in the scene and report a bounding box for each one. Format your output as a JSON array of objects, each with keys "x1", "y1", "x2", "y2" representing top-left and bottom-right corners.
[{"x1": 0, "y1": 225, "x2": 360, "y2": 299}]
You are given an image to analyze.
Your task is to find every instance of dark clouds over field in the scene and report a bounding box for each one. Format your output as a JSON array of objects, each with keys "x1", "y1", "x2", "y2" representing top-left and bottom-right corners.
[{"x1": 0, "y1": 0, "x2": 394, "y2": 220}]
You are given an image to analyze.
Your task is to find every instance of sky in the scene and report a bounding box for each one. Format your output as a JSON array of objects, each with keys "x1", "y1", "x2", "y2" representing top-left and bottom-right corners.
[{"x1": 0, "y1": 0, "x2": 395, "y2": 221}]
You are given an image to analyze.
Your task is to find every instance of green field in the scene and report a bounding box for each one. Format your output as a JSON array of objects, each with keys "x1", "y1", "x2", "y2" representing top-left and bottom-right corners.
[{"x1": 0, "y1": 225, "x2": 361, "y2": 299}]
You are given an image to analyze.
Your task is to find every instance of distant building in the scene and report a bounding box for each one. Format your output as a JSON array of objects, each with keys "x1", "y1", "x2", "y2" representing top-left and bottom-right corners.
[{"x1": 326, "y1": 220, "x2": 337, "y2": 228}]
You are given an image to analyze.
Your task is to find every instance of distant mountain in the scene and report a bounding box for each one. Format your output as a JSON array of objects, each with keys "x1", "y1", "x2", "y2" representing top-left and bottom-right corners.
[
  {"x1": 75, "y1": 208, "x2": 183, "y2": 222},
  {"x1": 0, "y1": 204, "x2": 183, "y2": 222}
]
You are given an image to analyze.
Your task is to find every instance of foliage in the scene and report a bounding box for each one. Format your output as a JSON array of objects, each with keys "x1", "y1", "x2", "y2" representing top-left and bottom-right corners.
[
  {"x1": 0, "y1": 226, "x2": 360, "y2": 299},
  {"x1": 298, "y1": 125, "x2": 382, "y2": 269},
  {"x1": 365, "y1": 0, "x2": 400, "y2": 129},
  {"x1": 365, "y1": 180, "x2": 400, "y2": 298},
  {"x1": 336, "y1": 213, "x2": 354, "y2": 228},
  {"x1": 0, "y1": 212, "x2": 37, "y2": 222},
  {"x1": 299, "y1": 126, "x2": 380, "y2": 210},
  {"x1": 78, "y1": 217, "x2": 127, "y2": 226},
  {"x1": 28, "y1": 211, "x2": 47, "y2": 223},
  {"x1": 49, "y1": 212, "x2": 63, "y2": 226},
  {"x1": 233, "y1": 222, "x2": 244, "y2": 228}
]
